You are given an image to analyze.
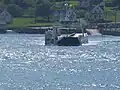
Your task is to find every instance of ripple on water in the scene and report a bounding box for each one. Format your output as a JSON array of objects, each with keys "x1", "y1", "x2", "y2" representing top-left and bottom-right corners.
[{"x1": 0, "y1": 35, "x2": 120, "y2": 89}]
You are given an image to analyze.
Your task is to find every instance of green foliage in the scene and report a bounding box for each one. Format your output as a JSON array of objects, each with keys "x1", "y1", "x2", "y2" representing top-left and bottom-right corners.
[
  {"x1": 0, "y1": 2, "x2": 6, "y2": 8},
  {"x1": 112, "y1": 0, "x2": 120, "y2": 9},
  {"x1": 4, "y1": 0, "x2": 120, "y2": 28},
  {"x1": 4, "y1": 0, "x2": 80, "y2": 19},
  {"x1": 8, "y1": 18, "x2": 53, "y2": 28},
  {"x1": 9, "y1": 18, "x2": 34, "y2": 27},
  {"x1": 24, "y1": 7, "x2": 35, "y2": 17},
  {"x1": 7, "y1": 4, "x2": 23, "y2": 17},
  {"x1": 36, "y1": 3, "x2": 53, "y2": 17}
]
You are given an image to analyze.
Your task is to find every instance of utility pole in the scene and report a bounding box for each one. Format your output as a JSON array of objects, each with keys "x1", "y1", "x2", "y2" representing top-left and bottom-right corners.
[
  {"x1": 115, "y1": 9, "x2": 117, "y2": 31},
  {"x1": 112, "y1": 7, "x2": 118, "y2": 31},
  {"x1": 115, "y1": 9, "x2": 117, "y2": 25}
]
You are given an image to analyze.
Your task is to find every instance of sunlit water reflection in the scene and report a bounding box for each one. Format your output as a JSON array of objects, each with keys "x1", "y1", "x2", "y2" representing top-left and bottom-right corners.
[{"x1": 0, "y1": 34, "x2": 120, "y2": 90}]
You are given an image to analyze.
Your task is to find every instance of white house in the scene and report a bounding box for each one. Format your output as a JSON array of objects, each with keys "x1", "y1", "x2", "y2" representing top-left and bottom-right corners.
[
  {"x1": 0, "y1": 8, "x2": 12, "y2": 32},
  {"x1": 59, "y1": 6, "x2": 76, "y2": 22},
  {"x1": 0, "y1": 8, "x2": 12, "y2": 23},
  {"x1": 90, "y1": 5, "x2": 104, "y2": 21}
]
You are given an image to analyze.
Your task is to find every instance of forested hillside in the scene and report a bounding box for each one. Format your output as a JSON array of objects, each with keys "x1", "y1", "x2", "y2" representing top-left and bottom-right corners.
[
  {"x1": 0, "y1": 0, "x2": 119, "y2": 28},
  {"x1": 1, "y1": 0, "x2": 80, "y2": 28},
  {"x1": 1, "y1": 0, "x2": 79, "y2": 18},
  {"x1": 1, "y1": 0, "x2": 120, "y2": 18}
]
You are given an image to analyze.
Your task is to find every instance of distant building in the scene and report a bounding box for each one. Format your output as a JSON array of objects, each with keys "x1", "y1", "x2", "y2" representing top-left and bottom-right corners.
[
  {"x1": 59, "y1": 8, "x2": 76, "y2": 22},
  {"x1": 0, "y1": 8, "x2": 12, "y2": 33},
  {"x1": 80, "y1": 0, "x2": 105, "y2": 22},
  {"x1": 0, "y1": 8, "x2": 12, "y2": 23},
  {"x1": 59, "y1": 3, "x2": 76, "y2": 22},
  {"x1": 90, "y1": 5, "x2": 104, "y2": 21},
  {"x1": 53, "y1": 3, "x2": 76, "y2": 23}
]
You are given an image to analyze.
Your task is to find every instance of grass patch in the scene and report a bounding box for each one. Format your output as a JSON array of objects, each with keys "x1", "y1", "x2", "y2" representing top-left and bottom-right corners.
[
  {"x1": 104, "y1": 7, "x2": 120, "y2": 22},
  {"x1": 8, "y1": 18, "x2": 53, "y2": 28},
  {"x1": 8, "y1": 18, "x2": 34, "y2": 28},
  {"x1": 55, "y1": 0, "x2": 79, "y2": 6},
  {"x1": 68, "y1": 1, "x2": 80, "y2": 6}
]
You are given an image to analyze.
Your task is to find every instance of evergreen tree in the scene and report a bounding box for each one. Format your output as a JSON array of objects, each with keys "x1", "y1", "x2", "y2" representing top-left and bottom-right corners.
[{"x1": 113, "y1": 0, "x2": 120, "y2": 9}]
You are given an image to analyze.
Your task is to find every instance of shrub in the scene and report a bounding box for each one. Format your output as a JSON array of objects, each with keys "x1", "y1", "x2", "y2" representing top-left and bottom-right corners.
[{"x1": 7, "y1": 4, "x2": 23, "y2": 17}]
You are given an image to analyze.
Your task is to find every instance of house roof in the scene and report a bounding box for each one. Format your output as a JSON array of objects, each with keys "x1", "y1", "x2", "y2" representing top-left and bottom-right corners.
[{"x1": 91, "y1": 5, "x2": 104, "y2": 13}]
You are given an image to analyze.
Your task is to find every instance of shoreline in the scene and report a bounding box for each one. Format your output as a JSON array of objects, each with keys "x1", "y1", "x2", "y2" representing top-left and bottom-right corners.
[{"x1": 6, "y1": 26, "x2": 88, "y2": 34}]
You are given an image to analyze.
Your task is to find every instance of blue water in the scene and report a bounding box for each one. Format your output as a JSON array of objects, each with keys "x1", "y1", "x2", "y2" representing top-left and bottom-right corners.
[{"x1": 0, "y1": 34, "x2": 120, "y2": 90}]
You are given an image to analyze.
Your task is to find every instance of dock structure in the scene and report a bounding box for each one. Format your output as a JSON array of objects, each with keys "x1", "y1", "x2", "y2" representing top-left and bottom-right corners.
[{"x1": 97, "y1": 22, "x2": 120, "y2": 36}]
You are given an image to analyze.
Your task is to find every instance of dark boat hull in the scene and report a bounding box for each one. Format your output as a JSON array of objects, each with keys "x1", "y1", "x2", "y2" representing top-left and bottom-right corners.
[{"x1": 57, "y1": 37, "x2": 81, "y2": 46}]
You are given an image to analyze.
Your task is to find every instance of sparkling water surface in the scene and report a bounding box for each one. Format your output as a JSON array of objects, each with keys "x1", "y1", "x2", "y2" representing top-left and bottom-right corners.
[{"x1": 0, "y1": 34, "x2": 120, "y2": 90}]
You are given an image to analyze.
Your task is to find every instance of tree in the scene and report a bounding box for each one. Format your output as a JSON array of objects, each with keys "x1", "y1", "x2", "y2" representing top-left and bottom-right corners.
[
  {"x1": 36, "y1": 3, "x2": 53, "y2": 22},
  {"x1": 0, "y1": 1, "x2": 6, "y2": 8},
  {"x1": 4, "y1": 0, "x2": 10, "y2": 5},
  {"x1": 24, "y1": 7, "x2": 36, "y2": 17},
  {"x1": 113, "y1": 0, "x2": 120, "y2": 9},
  {"x1": 7, "y1": 4, "x2": 23, "y2": 17}
]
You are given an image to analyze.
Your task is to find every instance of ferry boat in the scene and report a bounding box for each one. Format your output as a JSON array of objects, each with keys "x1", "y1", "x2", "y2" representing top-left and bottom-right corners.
[
  {"x1": 45, "y1": 2, "x2": 88, "y2": 46},
  {"x1": 45, "y1": 28, "x2": 88, "y2": 46}
]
